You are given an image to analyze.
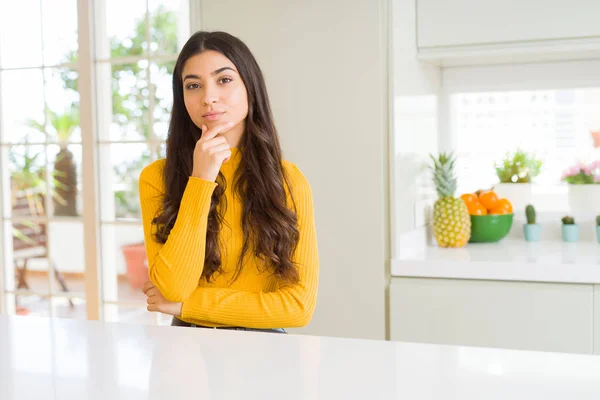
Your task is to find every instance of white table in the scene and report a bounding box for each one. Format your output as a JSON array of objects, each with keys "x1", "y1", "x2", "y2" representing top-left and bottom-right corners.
[{"x1": 1, "y1": 315, "x2": 600, "y2": 399}]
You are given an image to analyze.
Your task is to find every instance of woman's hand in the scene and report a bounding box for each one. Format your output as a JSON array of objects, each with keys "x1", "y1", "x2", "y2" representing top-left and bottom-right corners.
[
  {"x1": 143, "y1": 281, "x2": 183, "y2": 317},
  {"x1": 191, "y1": 122, "x2": 233, "y2": 182}
]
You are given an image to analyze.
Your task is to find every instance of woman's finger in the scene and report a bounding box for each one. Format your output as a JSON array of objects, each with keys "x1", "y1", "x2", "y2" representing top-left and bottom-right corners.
[
  {"x1": 208, "y1": 143, "x2": 231, "y2": 155},
  {"x1": 142, "y1": 280, "x2": 155, "y2": 294},
  {"x1": 146, "y1": 287, "x2": 160, "y2": 298},
  {"x1": 204, "y1": 135, "x2": 228, "y2": 147},
  {"x1": 218, "y1": 148, "x2": 232, "y2": 163},
  {"x1": 200, "y1": 121, "x2": 234, "y2": 142}
]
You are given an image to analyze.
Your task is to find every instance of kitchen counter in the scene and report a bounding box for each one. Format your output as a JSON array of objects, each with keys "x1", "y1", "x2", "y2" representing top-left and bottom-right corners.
[
  {"x1": 2, "y1": 315, "x2": 600, "y2": 399},
  {"x1": 392, "y1": 239, "x2": 600, "y2": 284}
]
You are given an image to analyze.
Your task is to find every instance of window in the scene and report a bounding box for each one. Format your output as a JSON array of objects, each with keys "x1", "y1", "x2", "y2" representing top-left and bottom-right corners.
[
  {"x1": 0, "y1": 0, "x2": 192, "y2": 324},
  {"x1": 451, "y1": 88, "x2": 600, "y2": 195},
  {"x1": 95, "y1": 0, "x2": 189, "y2": 324},
  {"x1": 391, "y1": 59, "x2": 600, "y2": 261},
  {"x1": 0, "y1": 0, "x2": 83, "y2": 318}
]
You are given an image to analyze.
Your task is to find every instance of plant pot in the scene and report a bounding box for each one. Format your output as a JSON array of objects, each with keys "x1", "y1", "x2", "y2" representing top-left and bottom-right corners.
[
  {"x1": 121, "y1": 243, "x2": 148, "y2": 289},
  {"x1": 561, "y1": 225, "x2": 579, "y2": 242},
  {"x1": 523, "y1": 224, "x2": 542, "y2": 242},
  {"x1": 596, "y1": 226, "x2": 600, "y2": 243},
  {"x1": 493, "y1": 183, "x2": 533, "y2": 213},
  {"x1": 568, "y1": 184, "x2": 600, "y2": 219}
]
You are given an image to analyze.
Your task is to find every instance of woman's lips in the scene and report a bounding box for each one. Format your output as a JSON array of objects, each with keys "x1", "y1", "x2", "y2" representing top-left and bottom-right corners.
[{"x1": 203, "y1": 112, "x2": 225, "y2": 121}]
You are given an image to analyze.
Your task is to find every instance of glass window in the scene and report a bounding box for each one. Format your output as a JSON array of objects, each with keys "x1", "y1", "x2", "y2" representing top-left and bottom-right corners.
[{"x1": 0, "y1": 0, "x2": 190, "y2": 323}]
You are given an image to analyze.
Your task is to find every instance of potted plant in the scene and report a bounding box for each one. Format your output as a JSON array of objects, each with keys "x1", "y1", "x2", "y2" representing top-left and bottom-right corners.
[
  {"x1": 596, "y1": 215, "x2": 600, "y2": 243},
  {"x1": 122, "y1": 242, "x2": 148, "y2": 289},
  {"x1": 27, "y1": 106, "x2": 80, "y2": 216},
  {"x1": 49, "y1": 107, "x2": 79, "y2": 216},
  {"x1": 493, "y1": 150, "x2": 543, "y2": 212},
  {"x1": 523, "y1": 204, "x2": 541, "y2": 241},
  {"x1": 561, "y1": 216, "x2": 579, "y2": 242},
  {"x1": 561, "y1": 160, "x2": 600, "y2": 219}
]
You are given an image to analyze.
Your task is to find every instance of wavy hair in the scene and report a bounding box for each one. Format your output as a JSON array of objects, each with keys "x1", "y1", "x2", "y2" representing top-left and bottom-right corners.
[{"x1": 152, "y1": 31, "x2": 300, "y2": 285}]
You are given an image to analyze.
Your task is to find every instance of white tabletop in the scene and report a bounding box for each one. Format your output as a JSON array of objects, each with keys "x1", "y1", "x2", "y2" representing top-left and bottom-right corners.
[
  {"x1": 2, "y1": 315, "x2": 600, "y2": 399},
  {"x1": 393, "y1": 239, "x2": 600, "y2": 284}
]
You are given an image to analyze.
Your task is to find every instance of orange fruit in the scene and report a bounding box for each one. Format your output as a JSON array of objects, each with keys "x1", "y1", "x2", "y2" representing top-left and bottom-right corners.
[
  {"x1": 488, "y1": 206, "x2": 511, "y2": 215},
  {"x1": 468, "y1": 202, "x2": 488, "y2": 215},
  {"x1": 478, "y1": 190, "x2": 499, "y2": 210},
  {"x1": 475, "y1": 188, "x2": 492, "y2": 197},
  {"x1": 460, "y1": 193, "x2": 478, "y2": 207},
  {"x1": 494, "y1": 198, "x2": 513, "y2": 213}
]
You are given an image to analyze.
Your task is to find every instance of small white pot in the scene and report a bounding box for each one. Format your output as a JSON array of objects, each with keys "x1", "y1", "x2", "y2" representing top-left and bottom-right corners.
[
  {"x1": 493, "y1": 183, "x2": 533, "y2": 212},
  {"x1": 567, "y1": 184, "x2": 600, "y2": 219}
]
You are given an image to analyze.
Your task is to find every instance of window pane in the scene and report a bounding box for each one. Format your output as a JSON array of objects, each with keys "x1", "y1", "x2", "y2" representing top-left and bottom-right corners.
[
  {"x1": 7, "y1": 145, "x2": 48, "y2": 219},
  {"x1": 1, "y1": 70, "x2": 46, "y2": 144},
  {"x1": 51, "y1": 297, "x2": 87, "y2": 319},
  {"x1": 158, "y1": 142, "x2": 166, "y2": 159},
  {"x1": 151, "y1": 61, "x2": 175, "y2": 140},
  {"x1": 11, "y1": 221, "x2": 49, "y2": 294},
  {"x1": 98, "y1": 0, "x2": 148, "y2": 60},
  {"x1": 101, "y1": 224, "x2": 147, "y2": 304},
  {"x1": 99, "y1": 143, "x2": 150, "y2": 221},
  {"x1": 44, "y1": 68, "x2": 81, "y2": 143},
  {"x1": 48, "y1": 144, "x2": 82, "y2": 217},
  {"x1": 98, "y1": 62, "x2": 150, "y2": 141},
  {"x1": 0, "y1": 0, "x2": 43, "y2": 68},
  {"x1": 41, "y1": 0, "x2": 78, "y2": 66},
  {"x1": 149, "y1": 0, "x2": 185, "y2": 55},
  {"x1": 451, "y1": 88, "x2": 600, "y2": 193},
  {"x1": 48, "y1": 221, "x2": 85, "y2": 296}
]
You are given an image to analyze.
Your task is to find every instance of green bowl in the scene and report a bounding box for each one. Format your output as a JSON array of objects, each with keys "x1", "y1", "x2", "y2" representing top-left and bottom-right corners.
[{"x1": 469, "y1": 213, "x2": 514, "y2": 243}]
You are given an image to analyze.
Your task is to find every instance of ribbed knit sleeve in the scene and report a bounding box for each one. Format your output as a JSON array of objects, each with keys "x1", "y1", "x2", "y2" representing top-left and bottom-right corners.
[
  {"x1": 139, "y1": 160, "x2": 217, "y2": 302},
  {"x1": 180, "y1": 164, "x2": 319, "y2": 328}
]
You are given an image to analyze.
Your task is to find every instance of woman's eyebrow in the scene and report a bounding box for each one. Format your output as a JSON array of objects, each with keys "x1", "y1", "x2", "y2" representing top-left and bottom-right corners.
[{"x1": 183, "y1": 67, "x2": 237, "y2": 82}]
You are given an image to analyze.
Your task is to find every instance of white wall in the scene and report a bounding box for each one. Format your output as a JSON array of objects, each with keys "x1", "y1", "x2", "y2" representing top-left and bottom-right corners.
[
  {"x1": 391, "y1": 0, "x2": 442, "y2": 258},
  {"x1": 199, "y1": 0, "x2": 388, "y2": 340}
]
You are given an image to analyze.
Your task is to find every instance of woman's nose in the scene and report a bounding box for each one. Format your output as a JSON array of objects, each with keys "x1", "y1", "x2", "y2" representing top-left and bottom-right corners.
[
  {"x1": 202, "y1": 88, "x2": 219, "y2": 106},
  {"x1": 202, "y1": 96, "x2": 218, "y2": 106}
]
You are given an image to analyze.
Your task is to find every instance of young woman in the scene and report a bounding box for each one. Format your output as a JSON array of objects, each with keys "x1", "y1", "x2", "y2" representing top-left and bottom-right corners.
[{"x1": 139, "y1": 31, "x2": 319, "y2": 333}]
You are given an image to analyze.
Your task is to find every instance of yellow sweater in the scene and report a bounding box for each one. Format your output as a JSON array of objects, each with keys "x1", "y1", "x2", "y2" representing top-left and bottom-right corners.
[{"x1": 139, "y1": 148, "x2": 318, "y2": 328}]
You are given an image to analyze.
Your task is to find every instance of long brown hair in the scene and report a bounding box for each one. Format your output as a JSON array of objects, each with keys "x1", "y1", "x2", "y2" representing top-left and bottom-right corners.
[{"x1": 152, "y1": 31, "x2": 300, "y2": 285}]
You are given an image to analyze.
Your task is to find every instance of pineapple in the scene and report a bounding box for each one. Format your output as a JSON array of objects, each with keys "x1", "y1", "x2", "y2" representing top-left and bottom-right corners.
[{"x1": 430, "y1": 153, "x2": 471, "y2": 248}]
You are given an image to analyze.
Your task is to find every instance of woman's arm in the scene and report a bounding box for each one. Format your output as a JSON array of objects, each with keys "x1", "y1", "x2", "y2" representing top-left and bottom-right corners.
[
  {"x1": 139, "y1": 161, "x2": 217, "y2": 302},
  {"x1": 180, "y1": 165, "x2": 319, "y2": 328}
]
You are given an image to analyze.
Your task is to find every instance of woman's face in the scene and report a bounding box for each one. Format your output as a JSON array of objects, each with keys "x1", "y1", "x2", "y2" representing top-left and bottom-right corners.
[{"x1": 182, "y1": 50, "x2": 249, "y2": 142}]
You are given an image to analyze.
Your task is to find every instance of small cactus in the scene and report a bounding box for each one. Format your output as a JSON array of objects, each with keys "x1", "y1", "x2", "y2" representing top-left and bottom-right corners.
[
  {"x1": 562, "y1": 216, "x2": 575, "y2": 225},
  {"x1": 596, "y1": 215, "x2": 600, "y2": 226},
  {"x1": 525, "y1": 204, "x2": 536, "y2": 225}
]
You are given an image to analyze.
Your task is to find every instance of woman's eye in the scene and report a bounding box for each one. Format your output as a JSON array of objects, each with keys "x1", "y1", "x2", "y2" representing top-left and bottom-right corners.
[
  {"x1": 219, "y1": 77, "x2": 232, "y2": 84},
  {"x1": 186, "y1": 83, "x2": 200, "y2": 90}
]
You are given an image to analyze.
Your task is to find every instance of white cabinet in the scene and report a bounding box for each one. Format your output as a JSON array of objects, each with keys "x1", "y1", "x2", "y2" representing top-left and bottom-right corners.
[
  {"x1": 390, "y1": 278, "x2": 594, "y2": 354},
  {"x1": 417, "y1": 0, "x2": 600, "y2": 49}
]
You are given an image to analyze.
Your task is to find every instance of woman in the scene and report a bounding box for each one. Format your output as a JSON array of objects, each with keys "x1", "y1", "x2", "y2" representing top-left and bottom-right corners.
[{"x1": 139, "y1": 31, "x2": 319, "y2": 333}]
